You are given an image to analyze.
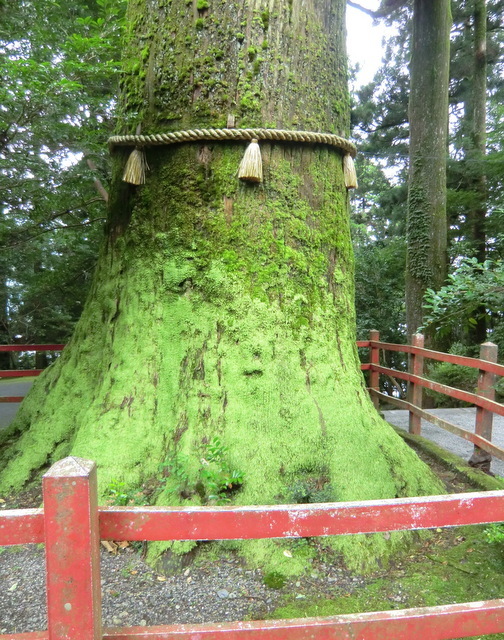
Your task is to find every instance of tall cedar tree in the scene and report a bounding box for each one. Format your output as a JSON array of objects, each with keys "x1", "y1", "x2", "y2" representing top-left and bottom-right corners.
[{"x1": 406, "y1": 0, "x2": 451, "y2": 343}]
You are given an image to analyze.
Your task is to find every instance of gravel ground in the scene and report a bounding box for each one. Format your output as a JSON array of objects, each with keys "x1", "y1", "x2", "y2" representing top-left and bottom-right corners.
[{"x1": 0, "y1": 543, "x2": 368, "y2": 634}]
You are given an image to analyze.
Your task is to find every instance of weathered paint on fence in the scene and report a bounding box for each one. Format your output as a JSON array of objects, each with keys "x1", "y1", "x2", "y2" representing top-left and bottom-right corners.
[
  {"x1": 99, "y1": 490, "x2": 504, "y2": 541},
  {"x1": 43, "y1": 458, "x2": 102, "y2": 640},
  {"x1": 0, "y1": 509, "x2": 44, "y2": 546},
  {"x1": 101, "y1": 599, "x2": 504, "y2": 640},
  {"x1": 0, "y1": 370, "x2": 43, "y2": 378},
  {"x1": 369, "y1": 340, "x2": 504, "y2": 377},
  {"x1": 0, "y1": 345, "x2": 64, "y2": 352}
]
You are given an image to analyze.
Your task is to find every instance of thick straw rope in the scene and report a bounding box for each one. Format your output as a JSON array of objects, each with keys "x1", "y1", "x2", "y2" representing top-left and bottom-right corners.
[{"x1": 108, "y1": 128, "x2": 357, "y2": 158}]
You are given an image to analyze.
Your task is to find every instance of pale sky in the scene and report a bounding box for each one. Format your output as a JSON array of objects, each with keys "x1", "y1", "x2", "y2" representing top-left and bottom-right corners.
[{"x1": 346, "y1": 2, "x2": 388, "y2": 86}]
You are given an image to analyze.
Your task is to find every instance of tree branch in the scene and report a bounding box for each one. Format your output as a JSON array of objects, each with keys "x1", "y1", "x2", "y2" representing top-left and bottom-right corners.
[
  {"x1": 347, "y1": 0, "x2": 409, "y2": 19},
  {"x1": 86, "y1": 159, "x2": 109, "y2": 203},
  {"x1": 8, "y1": 217, "x2": 106, "y2": 247},
  {"x1": 347, "y1": 1, "x2": 377, "y2": 17}
]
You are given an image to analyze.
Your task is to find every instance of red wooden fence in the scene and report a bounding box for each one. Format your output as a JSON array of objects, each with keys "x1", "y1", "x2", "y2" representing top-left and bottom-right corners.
[
  {"x1": 0, "y1": 345, "x2": 64, "y2": 403},
  {"x1": 357, "y1": 331, "x2": 504, "y2": 469},
  {"x1": 1, "y1": 457, "x2": 504, "y2": 640}
]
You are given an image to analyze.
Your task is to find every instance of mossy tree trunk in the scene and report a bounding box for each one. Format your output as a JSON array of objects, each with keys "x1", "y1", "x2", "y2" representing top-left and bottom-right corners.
[
  {"x1": 467, "y1": 0, "x2": 488, "y2": 345},
  {"x1": 0, "y1": 0, "x2": 441, "y2": 570},
  {"x1": 406, "y1": 0, "x2": 451, "y2": 345}
]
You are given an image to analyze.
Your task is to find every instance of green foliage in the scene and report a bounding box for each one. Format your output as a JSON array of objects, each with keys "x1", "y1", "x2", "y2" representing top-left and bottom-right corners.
[
  {"x1": 353, "y1": 233, "x2": 407, "y2": 345},
  {"x1": 158, "y1": 452, "x2": 190, "y2": 493},
  {"x1": 485, "y1": 524, "x2": 504, "y2": 544},
  {"x1": 0, "y1": 0, "x2": 125, "y2": 348},
  {"x1": 350, "y1": 0, "x2": 504, "y2": 350},
  {"x1": 260, "y1": 10, "x2": 270, "y2": 31},
  {"x1": 158, "y1": 438, "x2": 245, "y2": 506},
  {"x1": 422, "y1": 258, "x2": 504, "y2": 352},
  {"x1": 104, "y1": 479, "x2": 148, "y2": 506},
  {"x1": 201, "y1": 437, "x2": 245, "y2": 504},
  {"x1": 424, "y1": 343, "x2": 479, "y2": 408}
]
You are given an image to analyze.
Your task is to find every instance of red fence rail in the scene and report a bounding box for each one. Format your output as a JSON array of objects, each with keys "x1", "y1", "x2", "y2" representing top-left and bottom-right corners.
[
  {"x1": 0, "y1": 344, "x2": 64, "y2": 403},
  {"x1": 358, "y1": 332, "x2": 504, "y2": 471},
  {"x1": 2, "y1": 457, "x2": 504, "y2": 640}
]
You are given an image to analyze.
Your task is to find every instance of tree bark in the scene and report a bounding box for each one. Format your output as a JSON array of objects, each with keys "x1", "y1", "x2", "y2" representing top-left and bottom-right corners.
[
  {"x1": 0, "y1": 0, "x2": 441, "y2": 572},
  {"x1": 406, "y1": 0, "x2": 451, "y2": 345},
  {"x1": 468, "y1": 0, "x2": 488, "y2": 345}
]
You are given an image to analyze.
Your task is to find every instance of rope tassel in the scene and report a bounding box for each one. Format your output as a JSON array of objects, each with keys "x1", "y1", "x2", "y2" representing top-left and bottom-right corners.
[
  {"x1": 123, "y1": 148, "x2": 149, "y2": 185},
  {"x1": 238, "y1": 138, "x2": 263, "y2": 183},
  {"x1": 343, "y1": 153, "x2": 358, "y2": 189}
]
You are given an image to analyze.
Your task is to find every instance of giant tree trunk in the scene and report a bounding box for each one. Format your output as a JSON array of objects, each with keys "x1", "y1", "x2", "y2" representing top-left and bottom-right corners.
[
  {"x1": 406, "y1": 0, "x2": 451, "y2": 345},
  {"x1": 0, "y1": 0, "x2": 440, "y2": 571}
]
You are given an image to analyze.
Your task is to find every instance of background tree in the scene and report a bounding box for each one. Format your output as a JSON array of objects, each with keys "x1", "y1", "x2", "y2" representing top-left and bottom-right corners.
[
  {"x1": 405, "y1": 0, "x2": 451, "y2": 343},
  {"x1": 0, "y1": 0, "x2": 440, "y2": 572},
  {"x1": 0, "y1": 0, "x2": 125, "y2": 360},
  {"x1": 351, "y1": 0, "x2": 503, "y2": 355}
]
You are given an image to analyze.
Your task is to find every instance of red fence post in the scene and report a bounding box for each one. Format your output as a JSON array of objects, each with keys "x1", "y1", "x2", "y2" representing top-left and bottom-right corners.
[
  {"x1": 469, "y1": 342, "x2": 498, "y2": 473},
  {"x1": 370, "y1": 330, "x2": 380, "y2": 409},
  {"x1": 408, "y1": 333, "x2": 424, "y2": 435},
  {"x1": 43, "y1": 457, "x2": 102, "y2": 640}
]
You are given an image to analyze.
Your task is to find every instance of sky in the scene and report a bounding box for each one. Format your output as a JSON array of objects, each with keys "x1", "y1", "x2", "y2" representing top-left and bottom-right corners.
[{"x1": 346, "y1": 2, "x2": 388, "y2": 86}]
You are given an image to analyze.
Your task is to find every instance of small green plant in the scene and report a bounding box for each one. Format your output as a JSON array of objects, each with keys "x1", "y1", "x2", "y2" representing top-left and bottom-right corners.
[
  {"x1": 196, "y1": 0, "x2": 209, "y2": 10},
  {"x1": 158, "y1": 439, "x2": 244, "y2": 505},
  {"x1": 485, "y1": 524, "x2": 504, "y2": 544},
  {"x1": 263, "y1": 571, "x2": 286, "y2": 589},
  {"x1": 104, "y1": 480, "x2": 147, "y2": 506},
  {"x1": 195, "y1": 17, "x2": 205, "y2": 30},
  {"x1": 260, "y1": 9, "x2": 270, "y2": 30},
  {"x1": 200, "y1": 437, "x2": 245, "y2": 504},
  {"x1": 247, "y1": 46, "x2": 257, "y2": 61},
  {"x1": 235, "y1": 32, "x2": 245, "y2": 42},
  {"x1": 287, "y1": 478, "x2": 335, "y2": 504},
  {"x1": 158, "y1": 452, "x2": 190, "y2": 497}
]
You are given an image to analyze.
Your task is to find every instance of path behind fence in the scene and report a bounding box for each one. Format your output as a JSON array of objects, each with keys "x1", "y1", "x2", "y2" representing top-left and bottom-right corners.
[{"x1": 357, "y1": 332, "x2": 504, "y2": 471}]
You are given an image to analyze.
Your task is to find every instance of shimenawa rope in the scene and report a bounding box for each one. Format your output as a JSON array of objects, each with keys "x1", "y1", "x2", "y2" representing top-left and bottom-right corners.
[{"x1": 108, "y1": 128, "x2": 357, "y2": 188}]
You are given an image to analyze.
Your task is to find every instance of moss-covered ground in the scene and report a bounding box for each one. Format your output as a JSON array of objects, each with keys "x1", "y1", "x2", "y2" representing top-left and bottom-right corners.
[{"x1": 265, "y1": 524, "x2": 504, "y2": 640}]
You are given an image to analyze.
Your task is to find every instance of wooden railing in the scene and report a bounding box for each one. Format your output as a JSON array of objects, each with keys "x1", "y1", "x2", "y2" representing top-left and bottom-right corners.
[
  {"x1": 358, "y1": 331, "x2": 504, "y2": 468},
  {"x1": 0, "y1": 344, "x2": 64, "y2": 403},
  {"x1": 2, "y1": 456, "x2": 504, "y2": 640}
]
